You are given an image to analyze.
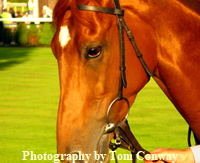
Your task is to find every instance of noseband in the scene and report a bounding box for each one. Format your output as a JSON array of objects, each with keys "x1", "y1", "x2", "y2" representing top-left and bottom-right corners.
[{"x1": 77, "y1": 0, "x2": 153, "y2": 162}]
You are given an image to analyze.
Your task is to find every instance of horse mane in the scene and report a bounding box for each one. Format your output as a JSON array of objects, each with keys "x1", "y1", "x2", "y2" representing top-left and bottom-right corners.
[
  {"x1": 53, "y1": 0, "x2": 108, "y2": 28},
  {"x1": 52, "y1": 0, "x2": 73, "y2": 28},
  {"x1": 178, "y1": 0, "x2": 200, "y2": 15},
  {"x1": 53, "y1": 0, "x2": 200, "y2": 28}
]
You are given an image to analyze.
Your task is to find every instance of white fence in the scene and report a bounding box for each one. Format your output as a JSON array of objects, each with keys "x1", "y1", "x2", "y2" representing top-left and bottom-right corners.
[
  {"x1": 5, "y1": 2, "x2": 28, "y2": 13},
  {"x1": 0, "y1": 18, "x2": 52, "y2": 27}
]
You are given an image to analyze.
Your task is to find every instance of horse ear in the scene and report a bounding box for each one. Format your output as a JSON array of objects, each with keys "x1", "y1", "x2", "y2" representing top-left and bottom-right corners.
[
  {"x1": 61, "y1": 10, "x2": 72, "y2": 25},
  {"x1": 53, "y1": 0, "x2": 73, "y2": 27}
]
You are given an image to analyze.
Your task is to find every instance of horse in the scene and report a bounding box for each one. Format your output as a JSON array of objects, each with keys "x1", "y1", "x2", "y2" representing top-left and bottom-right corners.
[{"x1": 51, "y1": 0, "x2": 200, "y2": 162}]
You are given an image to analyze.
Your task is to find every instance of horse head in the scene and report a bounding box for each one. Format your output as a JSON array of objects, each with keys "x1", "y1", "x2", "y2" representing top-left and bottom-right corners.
[
  {"x1": 51, "y1": 1, "x2": 157, "y2": 162},
  {"x1": 51, "y1": 0, "x2": 200, "y2": 162}
]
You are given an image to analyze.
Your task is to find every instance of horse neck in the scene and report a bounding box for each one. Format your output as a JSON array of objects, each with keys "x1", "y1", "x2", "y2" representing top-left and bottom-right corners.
[
  {"x1": 122, "y1": 0, "x2": 200, "y2": 139},
  {"x1": 122, "y1": 0, "x2": 200, "y2": 36},
  {"x1": 122, "y1": 0, "x2": 200, "y2": 72}
]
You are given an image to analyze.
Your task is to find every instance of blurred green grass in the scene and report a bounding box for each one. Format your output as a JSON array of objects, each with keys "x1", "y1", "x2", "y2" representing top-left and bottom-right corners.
[
  {"x1": 0, "y1": 47, "x2": 189, "y2": 163},
  {"x1": 0, "y1": 47, "x2": 59, "y2": 163}
]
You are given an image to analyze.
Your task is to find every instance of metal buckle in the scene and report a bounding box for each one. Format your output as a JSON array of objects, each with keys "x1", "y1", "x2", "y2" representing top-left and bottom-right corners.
[{"x1": 106, "y1": 97, "x2": 130, "y2": 124}]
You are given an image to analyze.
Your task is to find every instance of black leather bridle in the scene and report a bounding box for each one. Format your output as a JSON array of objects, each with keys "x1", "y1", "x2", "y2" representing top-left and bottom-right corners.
[
  {"x1": 77, "y1": 0, "x2": 152, "y2": 162},
  {"x1": 76, "y1": 0, "x2": 200, "y2": 162}
]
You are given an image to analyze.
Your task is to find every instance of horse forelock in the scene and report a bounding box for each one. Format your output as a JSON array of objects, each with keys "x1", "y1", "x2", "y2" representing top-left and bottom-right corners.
[{"x1": 53, "y1": 0, "x2": 73, "y2": 28}]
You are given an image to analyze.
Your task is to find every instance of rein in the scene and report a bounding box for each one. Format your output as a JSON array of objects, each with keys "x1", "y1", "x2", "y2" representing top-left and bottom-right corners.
[
  {"x1": 105, "y1": 119, "x2": 150, "y2": 162},
  {"x1": 188, "y1": 127, "x2": 200, "y2": 146}
]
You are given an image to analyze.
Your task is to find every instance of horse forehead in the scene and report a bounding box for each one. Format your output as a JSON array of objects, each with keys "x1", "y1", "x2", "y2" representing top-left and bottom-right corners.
[{"x1": 59, "y1": 26, "x2": 71, "y2": 48}]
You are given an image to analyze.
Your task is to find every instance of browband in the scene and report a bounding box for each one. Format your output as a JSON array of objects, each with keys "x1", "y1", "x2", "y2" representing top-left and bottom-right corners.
[{"x1": 77, "y1": 4, "x2": 124, "y2": 16}]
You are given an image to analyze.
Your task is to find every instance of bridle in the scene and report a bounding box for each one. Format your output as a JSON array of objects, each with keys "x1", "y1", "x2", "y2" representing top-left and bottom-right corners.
[
  {"x1": 77, "y1": 0, "x2": 152, "y2": 162},
  {"x1": 76, "y1": 0, "x2": 200, "y2": 162}
]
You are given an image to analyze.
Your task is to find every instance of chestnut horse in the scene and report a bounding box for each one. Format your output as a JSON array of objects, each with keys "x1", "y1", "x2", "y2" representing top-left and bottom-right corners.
[{"x1": 51, "y1": 0, "x2": 200, "y2": 162}]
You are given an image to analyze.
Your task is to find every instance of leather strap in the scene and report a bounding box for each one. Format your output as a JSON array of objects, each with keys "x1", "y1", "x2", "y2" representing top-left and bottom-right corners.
[
  {"x1": 109, "y1": 120, "x2": 150, "y2": 163},
  {"x1": 117, "y1": 120, "x2": 149, "y2": 155},
  {"x1": 77, "y1": 4, "x2": 124, "y2": 16},
  {"x1": 112, "y1": 0, "x2": 121, "y2": 10},
  {"x1": 188, "y1": 127, "x2": 200, "y2": 146}
]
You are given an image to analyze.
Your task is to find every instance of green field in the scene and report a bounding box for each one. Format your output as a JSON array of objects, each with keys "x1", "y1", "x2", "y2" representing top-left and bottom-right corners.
[{"x1": 0, "y1": 47, "x2": 189, "y2": 163}]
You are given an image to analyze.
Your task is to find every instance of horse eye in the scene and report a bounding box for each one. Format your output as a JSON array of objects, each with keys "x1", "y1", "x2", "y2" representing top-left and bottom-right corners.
[{"x1": 87, "y1": 47, "x2": 101, "y2": 58}]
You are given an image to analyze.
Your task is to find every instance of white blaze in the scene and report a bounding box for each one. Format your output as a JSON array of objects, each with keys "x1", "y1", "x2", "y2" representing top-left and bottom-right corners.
[{"x1": 59, "y1": 26, "x2": 71, "y2": 48}]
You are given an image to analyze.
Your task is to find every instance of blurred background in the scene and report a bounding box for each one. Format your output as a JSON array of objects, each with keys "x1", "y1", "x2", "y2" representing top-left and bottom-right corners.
[
  {"x1": 0, "y1": 0, "x2": 56, "y2": 47},
  {"x1": 0, "y1": 0, "x2": 56, "y2": 18}
]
